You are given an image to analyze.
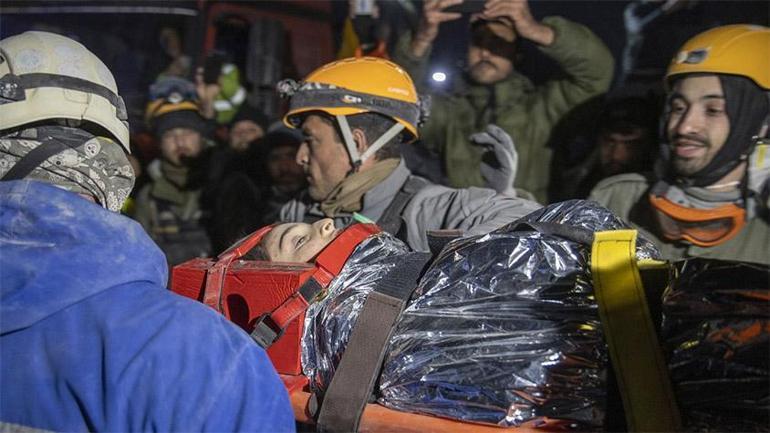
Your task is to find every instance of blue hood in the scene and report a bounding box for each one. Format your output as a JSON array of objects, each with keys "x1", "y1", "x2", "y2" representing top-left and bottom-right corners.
[{"x1": 0, "y1": 180, "x2": 167, "y2": 334}]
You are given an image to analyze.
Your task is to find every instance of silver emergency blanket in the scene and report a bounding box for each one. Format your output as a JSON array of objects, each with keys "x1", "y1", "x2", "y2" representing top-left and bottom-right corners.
[
  {"x1": 301, "y1": 231, "x2": 410, "y2": 393},
  {"x1": 377, "y1": 200, "x2": 659, "y2": 428},
  {"x1": 662, "y1": 258, "x2": 770, "y2": 432}
]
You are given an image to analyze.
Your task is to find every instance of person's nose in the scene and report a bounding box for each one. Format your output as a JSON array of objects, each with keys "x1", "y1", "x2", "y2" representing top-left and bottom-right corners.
[
  {"x1": 479, "y1": 47, "x2": 491, "y2": 60},
  {"x1": 173, "y1": 134, "x2": 189, "y2": 152},
  {"x1": 314, "y1": 218, "x2": 335, "y2": 237},
  {"x1": 675, "y1": 107, "x2": 704, "y2": 136},
  {"x1": 296, "y1": 142, "x2": 309, "y2": 166}
]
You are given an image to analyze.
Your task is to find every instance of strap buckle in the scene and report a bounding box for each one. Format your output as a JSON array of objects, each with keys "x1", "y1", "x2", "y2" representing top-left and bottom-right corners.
[{"x1": 250, "y1": 313, "x2": 286, "y2": 348}]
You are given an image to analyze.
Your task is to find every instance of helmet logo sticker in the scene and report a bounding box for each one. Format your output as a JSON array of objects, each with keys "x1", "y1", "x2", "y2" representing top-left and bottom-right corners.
[
  {"x1": 387, "y1": 87, "x2": 408, "y2": 96},
  {"x1": 675, "y1": 47, "x2": 710, "y2": 65},
  {"x1": 342, "y1": 94, "x2": 362, "y2": 104}
]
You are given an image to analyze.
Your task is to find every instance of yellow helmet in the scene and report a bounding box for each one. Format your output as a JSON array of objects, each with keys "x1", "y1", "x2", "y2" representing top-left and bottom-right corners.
[
  {"x1": 144, "y1": 77, "x2": 205, "y2": 137},
  {"x1": 0, "y1": 31, "x2": 129, "y2": 151},
  {"x1": 667, "y1": 24, "x2": 770, "y2": 90},
  {"x1": 279, "y1": 57, "x2": 427, "y2": 166}
]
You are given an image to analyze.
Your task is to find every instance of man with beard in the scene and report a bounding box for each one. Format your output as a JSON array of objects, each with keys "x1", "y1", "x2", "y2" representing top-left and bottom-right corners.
[
  {"x1": 392, "y1": 0, "x2": 613, "y2": 203},
  {"x1": 277, "y1": 56, "x2": 541, "y2": 252},
  {"x1": 135, "y1": 79, "x2": 214, "y2": 266},
  {"x1": 590, "y1": 25, "x2": 770, "y2": 265}
]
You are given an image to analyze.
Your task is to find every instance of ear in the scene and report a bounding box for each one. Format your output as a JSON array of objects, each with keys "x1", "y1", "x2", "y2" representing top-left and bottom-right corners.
[{"x1": 351, "y1": 128, "x2": 369, "y2": 155}]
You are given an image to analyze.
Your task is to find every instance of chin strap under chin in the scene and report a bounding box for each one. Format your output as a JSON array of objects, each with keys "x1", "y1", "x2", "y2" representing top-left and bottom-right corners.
[{"x1": 335, "y1": 114, "x2": 404, "y2": 170}]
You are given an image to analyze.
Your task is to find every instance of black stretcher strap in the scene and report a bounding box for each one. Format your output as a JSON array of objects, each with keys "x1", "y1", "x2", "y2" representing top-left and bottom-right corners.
[
  {"x1": 315, "y1": 251, "x2": 432, "y2": 433},
  {"x1": 376, "y1": 176, "x2": 429, "y2": 242}
]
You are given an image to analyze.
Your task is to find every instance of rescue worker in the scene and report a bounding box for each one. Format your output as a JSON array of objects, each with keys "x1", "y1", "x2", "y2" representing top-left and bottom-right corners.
[
  {"x1": 590, "y1": 25, "x2": 770, "y2": 265},
  {"x1": 277, "y1": 56, "x2": 541, "y2": 252},
  {"x1": 135, "y1": 78, "x2": 213, "y2": 266},
  {"x1": 392, "y1": 0, "x2": 614, "y2": 202},
  {"x1": 0, "y1": 31, "x2": 293, "y2": 432}
]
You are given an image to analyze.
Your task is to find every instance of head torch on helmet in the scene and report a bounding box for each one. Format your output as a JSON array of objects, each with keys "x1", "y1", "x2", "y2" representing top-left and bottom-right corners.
[
  {"x1": 649, "y1": 192, "x2": 746, "y2": 247},
  {"x1": 277, "y1": 57, "x2": 429, "y2": 168}
]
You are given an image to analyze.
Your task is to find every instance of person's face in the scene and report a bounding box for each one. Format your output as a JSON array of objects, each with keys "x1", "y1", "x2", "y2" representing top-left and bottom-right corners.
[
  {"x1": 267, "y1": 144, "x2": 305, "y2": 194},
  {"x1": 467, "y1": 46, "x2": 514, "y2": 85},
  {"x1": 229, "y1": 120, "x2": 265, "y2": 152},
  {"x1": 262, "y1": 219, "x2": 340, "y2": 262},
  {"x1": 160, "y1": 127, "x2": 203, "y2": 166},
  {"x1": 598, "y1": 128, "x2": 648, "y2": 176},
  {"x1": 666, "y1": 75, "x2": 730, "y2": 176},
  {"x1": 296, "y1": 114, "x2": 353, "y2": 201},
  {"x1": 466, "y1": 22, "x2": 515, "y2": 85}
]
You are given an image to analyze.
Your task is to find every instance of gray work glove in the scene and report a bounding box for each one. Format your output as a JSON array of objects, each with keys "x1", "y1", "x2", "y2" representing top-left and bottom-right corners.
[{"x1": 470, "y1": 124, "x2": 518, "y2": 196}]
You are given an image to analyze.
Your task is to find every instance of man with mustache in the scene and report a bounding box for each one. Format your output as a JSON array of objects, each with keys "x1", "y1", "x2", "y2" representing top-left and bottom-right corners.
[
  {"x1": 392, "y1": 0, "x2": 614, "y2": 203},
  {"x1": 135, "y1": 78, "x2": 214, "y2": 266},
  {"x1": 590, "y1": 25, "x2": 770, "y2": 264},
  {"x1": 277, "y1": 56, "x2": 541, "y2": 252}
]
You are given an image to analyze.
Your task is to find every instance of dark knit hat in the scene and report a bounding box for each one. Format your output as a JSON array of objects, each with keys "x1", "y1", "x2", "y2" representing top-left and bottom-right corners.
[
  {"x1": 154, "y1": 109, "x2": 208, "y2": 137},
  {"x1": 231, "y1": 103, "x2": 270, "y2": 132}
]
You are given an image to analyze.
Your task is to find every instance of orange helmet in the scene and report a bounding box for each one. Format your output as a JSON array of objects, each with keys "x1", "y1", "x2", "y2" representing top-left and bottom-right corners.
[
  {"x1": 667, "y1": 24, "x2": 770, "y2": 89},
  {"x1": 279, "y1": 57, "x2": 428, "y2": 167}
]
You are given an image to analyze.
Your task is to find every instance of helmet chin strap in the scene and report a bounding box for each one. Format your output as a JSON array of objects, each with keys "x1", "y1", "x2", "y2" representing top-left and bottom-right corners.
[
  {"x1": 335, "y1": 114, "x2": 404, "y2": 172},
  {"x1": 336, "y1": 115, "x2": 361, "y2": 169}
]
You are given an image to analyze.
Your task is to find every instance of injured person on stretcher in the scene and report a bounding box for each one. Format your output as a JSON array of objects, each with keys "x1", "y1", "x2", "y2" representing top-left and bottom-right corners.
[{"x1": 240, "y1": 201, "x2": 661, "y2": 429}]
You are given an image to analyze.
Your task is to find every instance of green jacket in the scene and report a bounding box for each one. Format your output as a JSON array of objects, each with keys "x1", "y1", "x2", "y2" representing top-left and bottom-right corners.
[
  {"x1": 393, "y1": 16, "x2": 614, "y2": 203},
  {"x1": 589, "y1": 173, "x2": 770, "y2": 265},
  {"x1": 134, "y1": 159, "x2": 211, "y2": 267}
]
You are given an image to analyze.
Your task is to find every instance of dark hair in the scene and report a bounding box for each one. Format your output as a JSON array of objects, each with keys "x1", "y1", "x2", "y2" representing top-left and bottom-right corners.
[
  {"x1": 244, "y1": 242, "x2": 270, "y2": 261},
  {"x1": 316, "y1": 112, "x2": 403, "y2": 161},
  {"x1": 596, "y1": 96, "x2": 658, "y2": 137}
]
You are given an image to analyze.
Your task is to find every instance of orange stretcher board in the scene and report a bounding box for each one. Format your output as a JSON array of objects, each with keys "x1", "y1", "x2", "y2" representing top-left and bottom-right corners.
[{"x1": 281, "y1": 375, "x2": 573, "y2": 433}]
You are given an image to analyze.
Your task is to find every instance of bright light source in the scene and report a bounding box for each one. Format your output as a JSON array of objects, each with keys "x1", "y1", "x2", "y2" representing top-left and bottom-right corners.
[{"x1": 431, "y1": 71, "x2": 447, "y2": 82}]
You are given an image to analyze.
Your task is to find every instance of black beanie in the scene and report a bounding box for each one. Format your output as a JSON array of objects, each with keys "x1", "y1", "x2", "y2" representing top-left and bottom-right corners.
[
  {"x1": 231, "y1": 103, "x2": 270, "y2": 132},
  {"x1": 154, "y1": 109, "x2": 208, "y2": 138}
]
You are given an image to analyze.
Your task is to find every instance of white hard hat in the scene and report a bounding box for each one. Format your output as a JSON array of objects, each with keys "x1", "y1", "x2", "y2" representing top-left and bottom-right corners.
[{"x1": 0, "y1": 31, "x2": 129, "y2": 151}]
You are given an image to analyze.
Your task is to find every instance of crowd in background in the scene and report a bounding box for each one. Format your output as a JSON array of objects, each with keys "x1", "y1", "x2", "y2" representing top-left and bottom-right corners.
[{"x1": 109, "y1": 0, "x2": 763, "y2": 268}]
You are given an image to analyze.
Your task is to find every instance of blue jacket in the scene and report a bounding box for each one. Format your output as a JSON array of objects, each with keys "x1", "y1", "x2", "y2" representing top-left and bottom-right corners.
[{"x1": 0, "y1": 180, "x2": 295, "y2": 432}]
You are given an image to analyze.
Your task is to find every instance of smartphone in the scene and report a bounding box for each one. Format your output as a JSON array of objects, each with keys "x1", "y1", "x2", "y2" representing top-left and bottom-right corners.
[
  {"x1": 202, "y1": 53, "x2": 225, "y2": 84},
  {"x1": 444, "y1": 0, "x2": 485, "y2": 14}
]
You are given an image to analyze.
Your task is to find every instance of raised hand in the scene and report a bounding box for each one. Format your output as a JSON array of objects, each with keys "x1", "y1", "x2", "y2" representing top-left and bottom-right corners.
[
  {"x1": 481, "y1": 0, "x2": 554, "y2": 46},
  {"x1": 411, "y1": 0, "x2": 464, "y2": 57}
]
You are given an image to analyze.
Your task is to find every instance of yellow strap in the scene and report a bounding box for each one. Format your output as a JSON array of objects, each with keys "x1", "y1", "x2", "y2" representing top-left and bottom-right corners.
[{"x1": 591, "y1": 230, "x2": 681, "y2": 432}]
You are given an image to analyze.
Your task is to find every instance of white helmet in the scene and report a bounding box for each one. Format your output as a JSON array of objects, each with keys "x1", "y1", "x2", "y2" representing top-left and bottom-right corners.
[{"x1": 0, "y1": 31, "x2": 129, "y2": 151}]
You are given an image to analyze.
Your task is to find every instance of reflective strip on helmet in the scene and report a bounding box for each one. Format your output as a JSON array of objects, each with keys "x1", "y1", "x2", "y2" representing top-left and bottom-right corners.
[
  {"x1": 9, "y1": 73, "x2": 128, "y2": 121},
  {"x1": 289, "y1": 87, "x2": 420, "y2": 128}
]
